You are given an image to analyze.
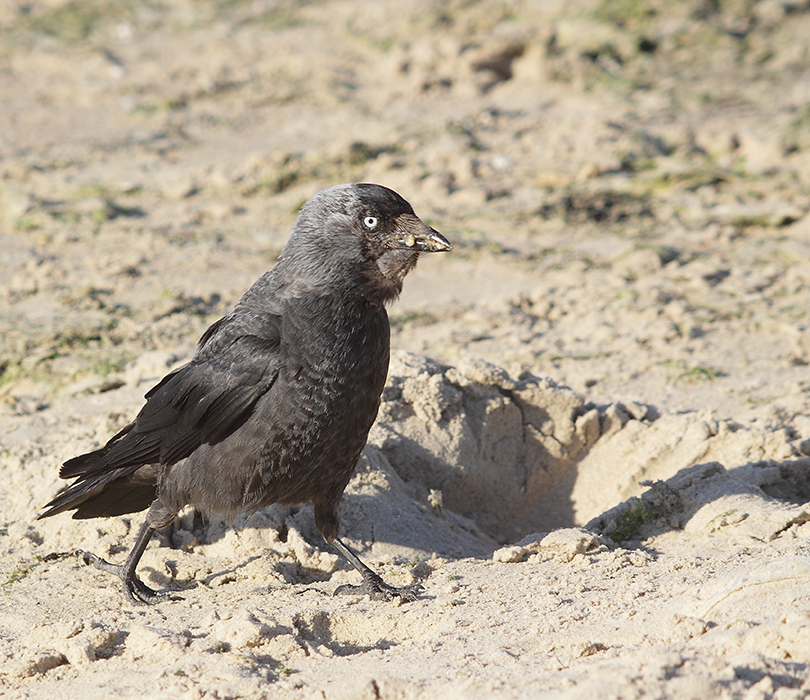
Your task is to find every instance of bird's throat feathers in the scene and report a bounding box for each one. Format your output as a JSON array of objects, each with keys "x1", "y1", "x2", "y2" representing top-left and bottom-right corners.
[{"x1": 369, "y1": 248, "x2": 420, "y2": 304}]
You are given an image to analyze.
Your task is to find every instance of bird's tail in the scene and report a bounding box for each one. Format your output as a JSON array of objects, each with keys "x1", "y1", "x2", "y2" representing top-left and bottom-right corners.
[
  {"x1": 38, "y1": 469, "x2": 158, "y2": 520},
  {"x1": 39, "y1": 425, "x2": 159, "y2": 520}
]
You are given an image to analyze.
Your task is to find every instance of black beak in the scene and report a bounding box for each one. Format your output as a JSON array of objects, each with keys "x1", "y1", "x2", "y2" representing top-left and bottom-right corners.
[{"x1": 391, "y1": 214, "x2": 452, "y2": 253}]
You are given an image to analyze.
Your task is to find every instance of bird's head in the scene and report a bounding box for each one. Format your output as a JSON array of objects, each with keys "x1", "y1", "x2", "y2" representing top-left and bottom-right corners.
[{"x1": 285, "y1": 183, "x2": 452, "y2": 303}]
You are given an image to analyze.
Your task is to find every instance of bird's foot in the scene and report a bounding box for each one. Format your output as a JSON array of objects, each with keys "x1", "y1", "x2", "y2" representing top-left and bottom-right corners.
[
  {"x1": 79, "y1": 551, "x2": 180, "y2": 605},
  {"x1": 334, "y1": 572, "x2": 423, "y2": 603}
]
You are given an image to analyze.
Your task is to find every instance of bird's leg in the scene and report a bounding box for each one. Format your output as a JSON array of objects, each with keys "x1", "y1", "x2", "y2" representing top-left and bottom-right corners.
[
  {"x1": 80, "y1": 521, "x2": 178, "y2": 604},
  {"x1": 330, "y1": 536, "x2": 423, "y2": 603}
]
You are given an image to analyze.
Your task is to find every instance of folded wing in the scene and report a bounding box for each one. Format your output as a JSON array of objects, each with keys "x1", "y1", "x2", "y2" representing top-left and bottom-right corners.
[{"x1": 39, "y1": 312, "x2": 282, "y2": 519}]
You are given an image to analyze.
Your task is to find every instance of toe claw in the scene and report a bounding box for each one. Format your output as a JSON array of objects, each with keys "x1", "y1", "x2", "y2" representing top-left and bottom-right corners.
[
  {"x1": 125, "y1": 578, "x2": 180, "y2": 605},
  {"x1": 334, "y1": 574, "x2": 422, "y2": 603}
]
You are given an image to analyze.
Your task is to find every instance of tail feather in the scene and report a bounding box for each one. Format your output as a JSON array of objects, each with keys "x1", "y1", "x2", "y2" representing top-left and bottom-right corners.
[
  {"x1": 72, "y1": 484, "x2": 157, "y2": 519},
  {"x1": 41, "y1": 433, "x2": 160, "y2": 520},
  {"x1": 60, "y1": 421, "x2": 163, "y2": 481},
  {"x1": 38, "y1": 469, "x2": 157, "y2": 520},
  {"x1": 38, "y1": 474, "x2": 113, "y2": 519},
  {"x1": 60, "y1": 447, "x2": 106, "y2": 479}
]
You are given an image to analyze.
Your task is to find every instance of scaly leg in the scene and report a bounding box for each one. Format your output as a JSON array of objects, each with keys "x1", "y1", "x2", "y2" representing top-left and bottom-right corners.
[{"x1": 330, "y1": 536, "x2": 423, "y2": 602}]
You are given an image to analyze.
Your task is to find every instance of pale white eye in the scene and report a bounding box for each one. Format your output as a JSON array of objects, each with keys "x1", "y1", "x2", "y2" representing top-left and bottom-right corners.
[{"x1": 363, "y1": 216, "x2": 378, "y2": 230}]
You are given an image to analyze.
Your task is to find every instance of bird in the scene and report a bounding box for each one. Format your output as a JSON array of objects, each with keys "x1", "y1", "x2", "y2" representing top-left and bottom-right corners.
[{"x1": 38, "y1": 183, "x2": 452, "y2": 604}]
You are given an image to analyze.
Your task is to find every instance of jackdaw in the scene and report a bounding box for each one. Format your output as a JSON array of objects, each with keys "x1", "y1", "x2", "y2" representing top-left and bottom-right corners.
[{"x1": 39, "y1": 183, "x2": 451, "y2": 604}]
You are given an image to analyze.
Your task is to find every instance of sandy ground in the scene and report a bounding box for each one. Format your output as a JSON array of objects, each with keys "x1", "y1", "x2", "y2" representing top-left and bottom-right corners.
[{"x1": 2, "y1": 0, "x2": 810, "y2": 697}]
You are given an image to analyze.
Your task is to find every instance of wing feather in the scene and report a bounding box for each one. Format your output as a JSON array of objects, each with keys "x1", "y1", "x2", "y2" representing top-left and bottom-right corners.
[{"x1": 39, "y1": 310, "x2": 283, "y2": 519}]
